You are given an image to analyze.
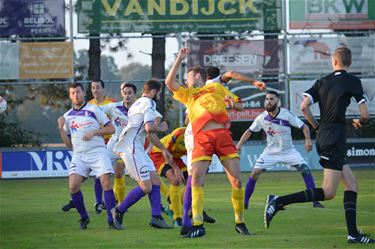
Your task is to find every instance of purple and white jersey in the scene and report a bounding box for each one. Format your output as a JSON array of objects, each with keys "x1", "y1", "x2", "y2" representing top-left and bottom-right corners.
[
  {"x1": 63, "y1": 103, "x2": 110, "y2": 154},
  {"x1": 101, "y1": 101, "x2": 129, "y2": 149},
  {"x1": 206, "y1": 75, "x2": 226, "y2": 85},
  {"x1": 250, "y1": 108, "x2": 305, "y2": 154},
  {"x1": 114, "y1": 97, "x2": 157, "y2": 153}
]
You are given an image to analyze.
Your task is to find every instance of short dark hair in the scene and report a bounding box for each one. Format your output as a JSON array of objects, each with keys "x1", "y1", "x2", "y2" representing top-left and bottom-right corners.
[
  {"x1": 333, "y1": 47, "x2": 352, "y2": 67},
  {"x1": 91, "y1": 79, "x2": 105, "y2": 88},
  {"x1": 205, "y1": 66, "x2": 220, "y2": 80},
  {"x1": 143, "y1": 79, "x2": 162, "y2": 93},
  {"x1": 69, "y1": 82, "x2": 84, "y2": 92},
  {"x1": 266, "y1": 90, "x2": 280, "y2": 98},
  {"x1": 121, "y1": 83, "x2": 137, "y2": 94},
  {"x1": 188, "y1": 66, "x2": 206, "y2": 81}
]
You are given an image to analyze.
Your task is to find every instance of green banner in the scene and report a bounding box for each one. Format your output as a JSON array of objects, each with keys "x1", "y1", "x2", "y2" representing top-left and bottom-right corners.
[
  {"x1": 77, "y1": 0, "x2": 281, "y2": 33},
  {"x1": 289, "y1": 0, "x2": 375, "y2": 30}
]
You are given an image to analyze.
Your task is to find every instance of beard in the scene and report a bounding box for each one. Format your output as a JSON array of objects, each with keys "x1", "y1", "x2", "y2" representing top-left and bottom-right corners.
[{"x1": 266, "y1": 104, "x2": 277, "y2": 112}]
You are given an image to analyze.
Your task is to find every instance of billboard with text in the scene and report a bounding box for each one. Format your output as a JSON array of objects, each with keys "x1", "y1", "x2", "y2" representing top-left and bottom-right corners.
[
  {"x1": 0, "y1": 0, "x2": 65, "y2": 36},
  {"x1": 188, "y1": 39, "x2": 283, "y2": 75},
  {"x1": 77, "y1": 0, "x2": 281, "y2": 33},
  {"x1": 289, "y1": 0, "x2": 375, "y2": 30}
]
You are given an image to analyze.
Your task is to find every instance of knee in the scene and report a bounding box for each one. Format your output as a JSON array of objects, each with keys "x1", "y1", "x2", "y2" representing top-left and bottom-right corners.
[
  {"x1": 69, "y1": 182, "x2": 80, "y2": 193},
  {"x1": 140, "y1": 184, "x2": 152, "y2": 194},
  {"x1": 250, "y1": 171, "x2": 261, "y2": 180},
  {"x1": 99, "y1": 175, "x2": 112, "y2": 191},
  {"x1": 345, "y1": 178, "x2": 358, "y2": 192},
  {"x1": 298, "y1": 164, "x2": 311, "y2": 176},
  {"x1": 232, "y1": 177, "x2": 242, "y2": 189},
  {"x1": 322, "y1": 187, "x2": 336, "y2": 200}
]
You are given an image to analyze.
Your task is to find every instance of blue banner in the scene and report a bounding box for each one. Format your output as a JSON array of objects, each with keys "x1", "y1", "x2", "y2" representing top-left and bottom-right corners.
[
  {"x1": 1, "y1": 150, "x2": 72, "y2": 178},
  {"x1": 0, "y1": 0, "x2": 65, "y2": 36}
]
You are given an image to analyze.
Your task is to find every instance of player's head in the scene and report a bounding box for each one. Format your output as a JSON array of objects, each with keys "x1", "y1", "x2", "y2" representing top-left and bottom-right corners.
[
  {"x1": 120, "y1": 82, "x2": 137, "y2": 106},
  {"x1": 331, "y1": 47, "x2": 352, "y2": 69},
  {"x1": 69, "y1": 83, "x2": 85, "y2": 106},
  {"x1": 187, "y1": 66, "x2": 205, "y2": 87},
  {"x1": 205, "y1": 66, "x2": 220, "y2": 80},
  {"x1": 91, "y1": 80, "x2": 105, "y2": 99},
  {"x1": 265, "y1": 90, "x2": 280, "y2": 112},
  {"x1": 143, "y1": 79, "x2": 162, "y2": 101}
]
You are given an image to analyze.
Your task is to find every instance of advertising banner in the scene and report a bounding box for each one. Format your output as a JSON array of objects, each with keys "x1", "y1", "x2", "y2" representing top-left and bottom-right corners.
[
  {"x1": 227, "y1": 82, "x2": 285, "y2": 121},
  {"x1": 0, "y1": 0, "x2": 65, "y2": 36},
  {"x1": 288, "y1": 36, "x2": 375, "y2": 74},
  {"x1": 0, "y1": 43, "x2": 19, "y2": 79},
  {"x1": 77, "y1": 0, "x2": 281, "y2": 33},
  {"x1": 289, "y1": 0, "x2": 375, "y2": 30},
  {"x1": 188, "y1": 39, "x2": 283, "y2": 74},
  {"x1": 346, "y1": 142, "x2": 375, "y2": 166},
  {"x1": 19, "y1": 42, "x2": 73, "y2": 79},
  {"x1": 1, "y1": 150, "x2": 72, "y2": 179},
  {"x1": 290, "y1": 79, "x2": 375, "y2": 117}
]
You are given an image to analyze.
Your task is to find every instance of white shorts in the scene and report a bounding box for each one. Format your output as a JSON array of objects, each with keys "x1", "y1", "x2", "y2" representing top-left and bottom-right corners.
[
  {"x1": 69, "y1": 151, "x2": 114, "y2": 178},
  {"x1": 120, "y1": 148, "x2": 156, "y2": 182},
  {"x1": 254, "y1": 148, "x2": 307, "y2": 171},
  {"x1": 184, "y1": 124, "x2": 194, "y2": 172}
]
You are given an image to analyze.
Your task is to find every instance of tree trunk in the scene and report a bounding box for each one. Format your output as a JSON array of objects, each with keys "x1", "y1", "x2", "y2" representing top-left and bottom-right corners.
[{"x1": 151, "y1": 34, "x2": 166, "y2": 117}]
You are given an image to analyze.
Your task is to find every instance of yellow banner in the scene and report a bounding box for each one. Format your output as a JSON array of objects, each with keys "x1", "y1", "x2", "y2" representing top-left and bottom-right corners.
[{"x1": 19, "y1": 42, "x2": 73, "y2": 79}]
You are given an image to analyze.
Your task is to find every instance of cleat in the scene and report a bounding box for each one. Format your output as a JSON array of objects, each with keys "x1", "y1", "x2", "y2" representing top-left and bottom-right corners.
[
  {"x1": 235, "y1": 223, "x2": 252, "y2": 235},
  {"x1": 94, "y1": 202, "x2": 105, "y2": 214},
  {"x1": 244, "y1": 203, "x2": 249, "y2": 210},
  {"x1": 112, "y1": 207, "x2": 124, "y2": 230},
  {"x1": 108, "y1": 221, "x2": 121, "y2": 230},
  {"x1": 203, "y1": 210, "x2": 216, "y2": 224},
  {"x1": 161, "y1": 204, "x2": 174, "y2": 217},
  {"x1": 347, "y1": 234, "x2": 374, "y2": 244},
  {"x1": 149, "y1": 216, "x2": 173, "y2": 229},
  {"x1": 62, "y1": 200, "x2": 75, "y2": 212},
  {"x1": 264, "y1": 195, "x2": 282, "y2": 228},
  {"x1": 173, "y1": 217, "x2": 183, "y2": 227},
  {"x1": 180, "y1": 225, "x2": 191, "y2": 236},
  {"x1": 78, "y1": 217, "x2": 90, "y2": 230},
  {"x1": 313, "y1": 202, "x2": 325, "y2": 208},
  {"x1": 183, "y1": 224, "x2": 206, "y2": 238}
]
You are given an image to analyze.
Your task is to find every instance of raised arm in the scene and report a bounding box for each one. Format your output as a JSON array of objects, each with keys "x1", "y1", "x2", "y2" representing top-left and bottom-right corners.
[
  {"x1": 165, "y1": 47, "x2": 189, "y2": 92},
  {"x1": 221, "y1": 71, "x2": 266, "y2": 91}
]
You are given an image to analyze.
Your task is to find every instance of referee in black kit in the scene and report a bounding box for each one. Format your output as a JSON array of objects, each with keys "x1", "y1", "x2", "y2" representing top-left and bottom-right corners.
[{"x1": 263, "y1": 47, "x2": 374, "y2": 244}]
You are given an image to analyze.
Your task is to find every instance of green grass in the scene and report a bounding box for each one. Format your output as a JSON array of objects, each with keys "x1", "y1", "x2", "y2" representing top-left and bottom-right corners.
[{"x1": 1, "y1": 170, "x2": 374, "y2": 249}]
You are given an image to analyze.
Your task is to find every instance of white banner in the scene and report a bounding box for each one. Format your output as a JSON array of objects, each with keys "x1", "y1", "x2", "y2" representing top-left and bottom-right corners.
[
  {"x1": 290, "y1": 79, "x2": 375, "y2": 117},
  {"x1": 0, "y1": 43, "x2": 19, "y2": 79},
  {"x1": 288, "y1": 36, "x2": 375, "y2": 74}
]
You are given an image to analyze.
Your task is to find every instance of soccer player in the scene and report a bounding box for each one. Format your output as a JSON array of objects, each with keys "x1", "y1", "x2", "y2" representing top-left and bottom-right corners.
[
  {"x1": 264, "y1": 47, "x2": 374, "y2": 244},
  {"x1": 100, "y1": 83, "x2": 137, "y2": 204},
  {"x1": 165, "y1": 47, "x2": 251, "y2": 238},
  {"x1": 236, "y1": 90, "x2": 324, "y2": 209},
  {"x1": 113, "y1": 80, "x2": 173, "y2": 229},
  {"x1": 149, "y1": 127, "x2": 187, "y2": 226},
  {"x1": 61, "y1": 80, "x2": 116, "y2": 214},
  {"x1": 89, "y1": 80, "x2": 117, "y2": 213},
  {"x1": 57, "y1": 83, "x2": 122, "y2": 230}
]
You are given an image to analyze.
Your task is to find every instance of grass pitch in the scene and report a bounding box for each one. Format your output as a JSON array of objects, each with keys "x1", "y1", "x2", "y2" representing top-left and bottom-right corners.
[{"x1": 1, "y1": 169, "x2": 374, "y2": 249}]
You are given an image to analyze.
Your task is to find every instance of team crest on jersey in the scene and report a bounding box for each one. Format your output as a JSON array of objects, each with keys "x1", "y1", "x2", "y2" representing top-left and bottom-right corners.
[{"x1": 71, "y1": 121, "x2": 79, "y2": 133}]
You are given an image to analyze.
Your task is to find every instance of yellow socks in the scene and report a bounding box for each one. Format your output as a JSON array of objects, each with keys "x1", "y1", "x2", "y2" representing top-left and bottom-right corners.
[
  {"x1": 159, "y1": 178, "x2": 169, "y2": 198},
  {"x1": 192, "y1": 186, "x2": 204, "y2": 226},
  {"x1": 114, "y1": 176, "x2": 126, "y2": 203},
  {"x1": 231, "y1": 187, "x2": 245, "y2": 224},
  {"x1": 169, "y1": 185, "x2": 182, "y2": 220}
]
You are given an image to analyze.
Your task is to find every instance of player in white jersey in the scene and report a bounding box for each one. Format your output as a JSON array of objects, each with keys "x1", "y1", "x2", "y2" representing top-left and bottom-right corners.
[
  {"x1": 57, "y1": 83, "x2": 122, "y2": 230},
  {"x1": 112, "y1": 80, "x2": 173, "y2": 229},
  {"x1": 236, "y1": 90, "x2": 324, "y2": 209},
  {"x1": 99, "y1": 83, "x2": 137, "y2": 204}
]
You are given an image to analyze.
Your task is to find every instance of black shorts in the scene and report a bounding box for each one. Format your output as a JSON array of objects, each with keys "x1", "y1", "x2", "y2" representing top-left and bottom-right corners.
[
  {"x1": 160, "y1": 164, "x2": 188, "y2": 182},
  {"x1": 316, "y1": 123, "x2": 347, "y2": 171}
]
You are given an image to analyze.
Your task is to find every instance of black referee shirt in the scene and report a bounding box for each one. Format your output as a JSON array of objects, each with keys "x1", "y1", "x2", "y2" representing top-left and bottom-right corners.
[{"x1": 303, "y1": 70, "x2": 366, "y2": 125}]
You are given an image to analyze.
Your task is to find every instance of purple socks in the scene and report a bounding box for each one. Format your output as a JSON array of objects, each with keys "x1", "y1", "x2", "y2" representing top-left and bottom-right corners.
[
  {"x1": 244, "y1": 177, "x2": 257, "y2": 209},
  {"x1": 182, "y1": 175, "x2": 192, "y2": 227},
  {"x1": 117, "y1": 186, "x2": 145, "y2": 213},
  {"x1": 71, "y1": 191, "x2": 88, "y2": 219},
  {"x1": 148, "y1": 185, "x2": 162, "y2": 217},
  {"x1": 94, "y1": 177, "x2": 103, "y2": 204},
  {"x1": 104, "y1": 189, "x2": 116, "y2": 223}
]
